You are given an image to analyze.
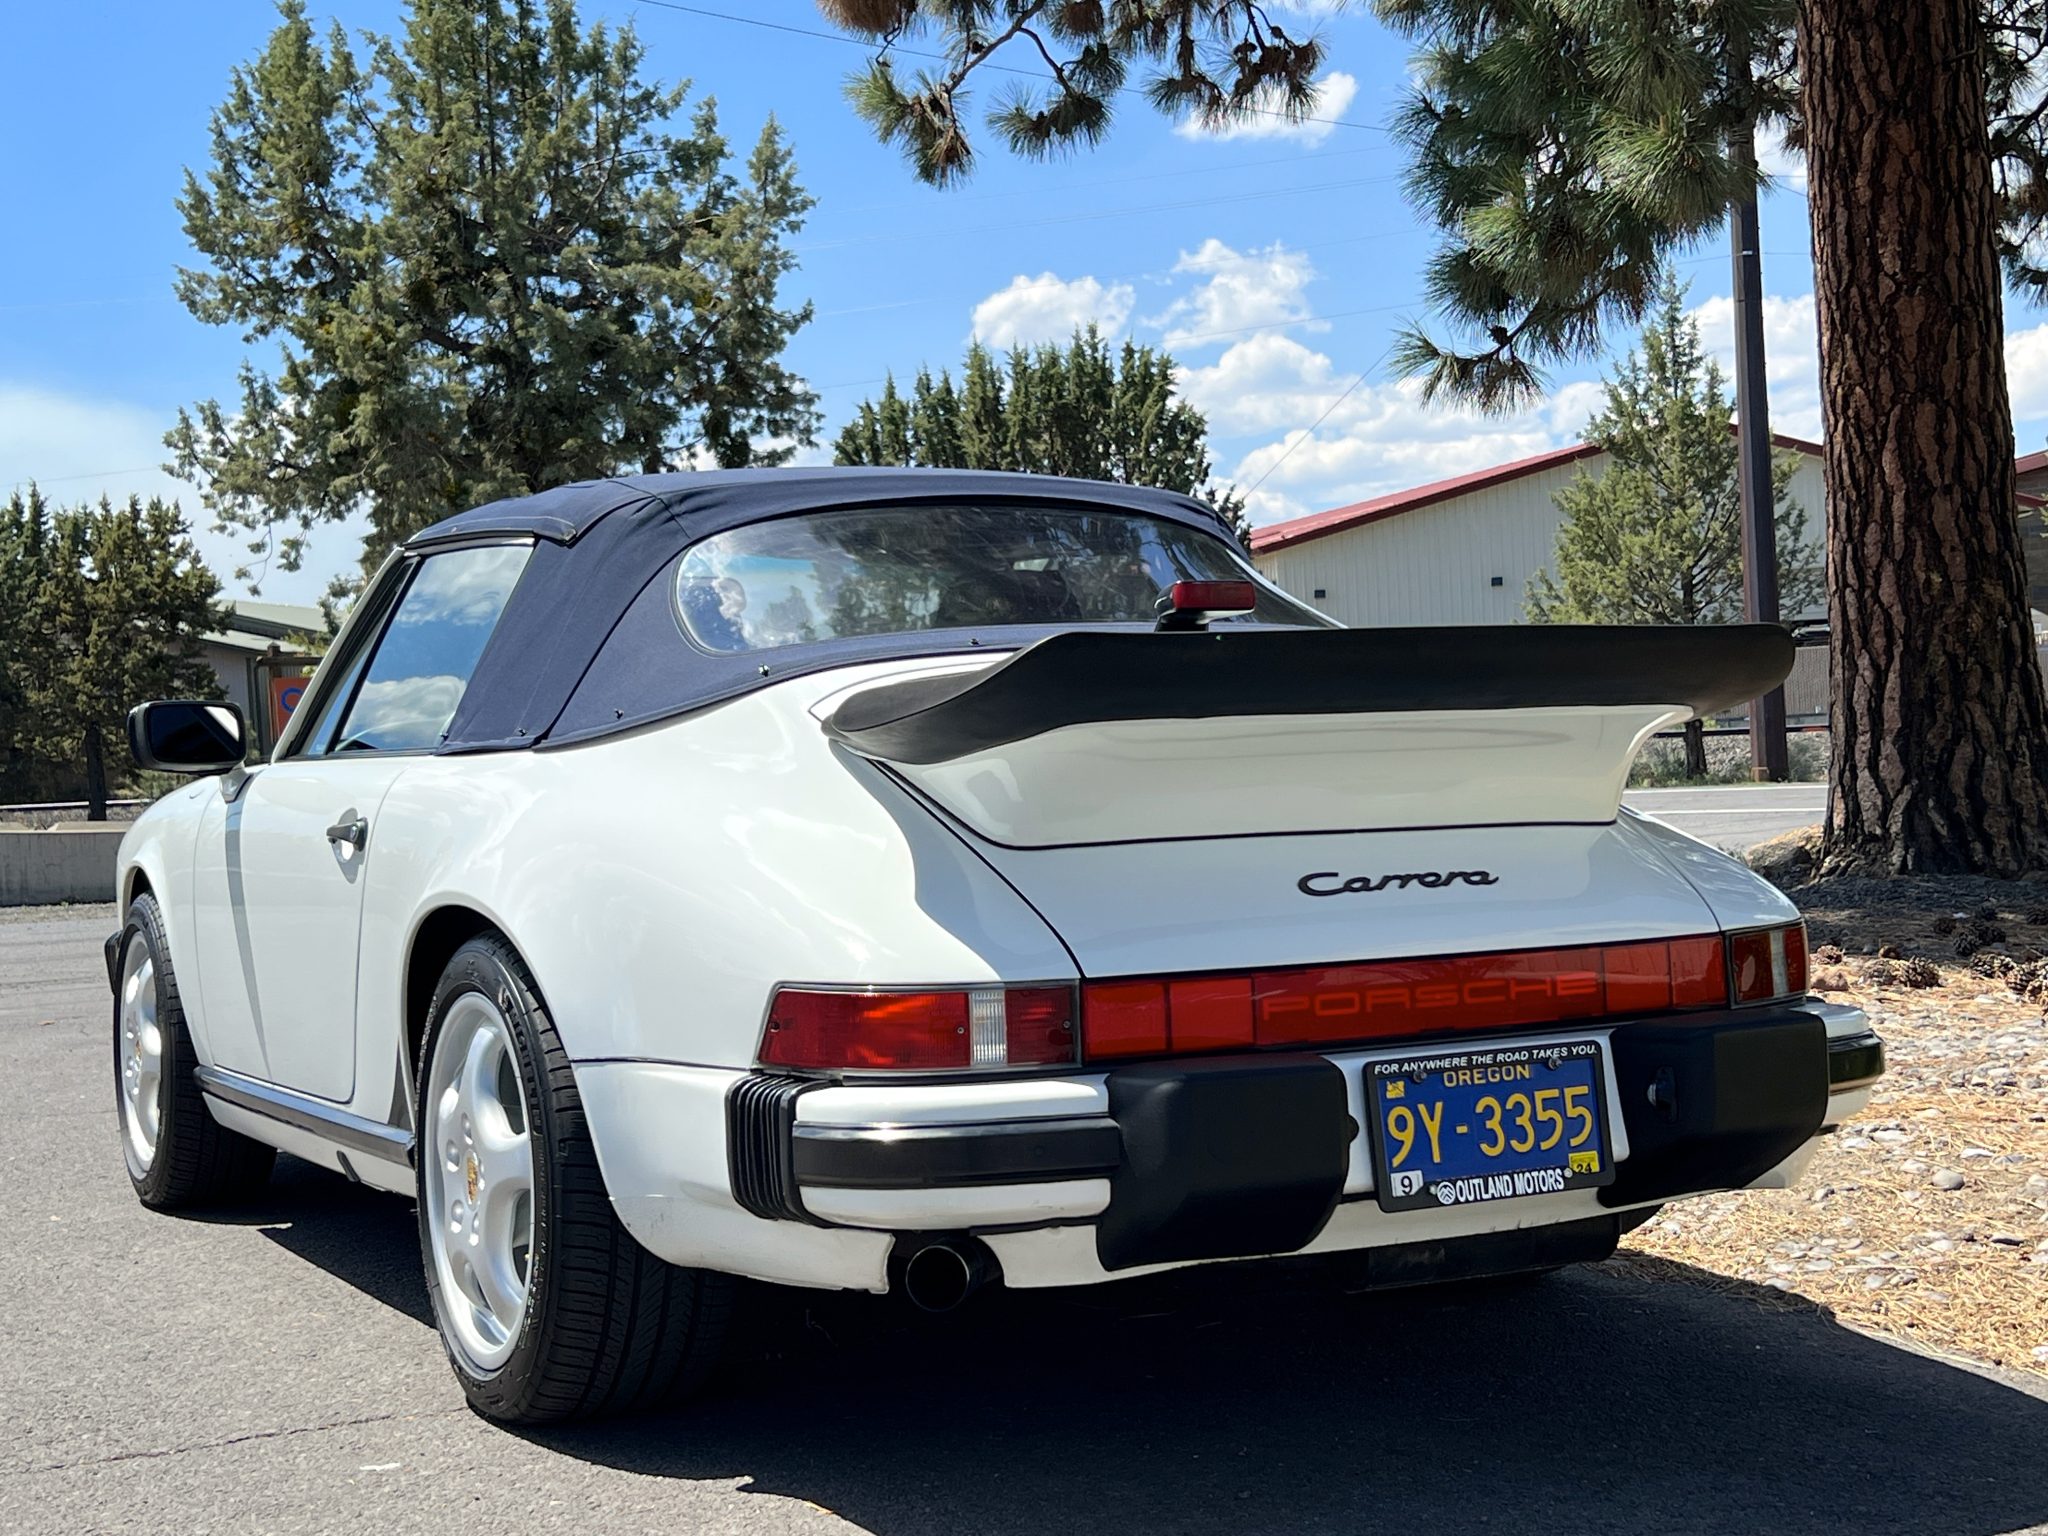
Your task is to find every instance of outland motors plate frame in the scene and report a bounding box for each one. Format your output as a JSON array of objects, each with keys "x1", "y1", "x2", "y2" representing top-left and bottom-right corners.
[{"x1": 1366, "y1": 1038, "x2": 1618, "y2": 1212}]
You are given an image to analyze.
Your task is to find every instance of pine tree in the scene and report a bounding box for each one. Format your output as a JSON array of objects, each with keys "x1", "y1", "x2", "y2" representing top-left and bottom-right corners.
[
  {"x1": 23, "y1": 497, "x2": 226, "y2": 820},
  {"x1": 1529, "y1": 279, "x2": 1822, "y2": 775},
  {"x1": 818, "y1": 1, "x2": 1324, "y2": 186},
  {"x1": 832, "y1": 327, "x2": 1245, "y2": 532},
  {"x1": 172, "y1": 0, "x2": 819, "y2": 586},
  {"x1": 0, "y1": 491, "x2": 58, "y2": 802},
  {"x1": 815, "y1": 0, "x2": 2048, "y2": 875}
]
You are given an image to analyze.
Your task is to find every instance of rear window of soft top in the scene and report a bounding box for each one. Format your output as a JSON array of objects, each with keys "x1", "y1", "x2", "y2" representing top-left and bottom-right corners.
[{"x1": 673, "y1": 502, "x2": 1326, "y2": 654}]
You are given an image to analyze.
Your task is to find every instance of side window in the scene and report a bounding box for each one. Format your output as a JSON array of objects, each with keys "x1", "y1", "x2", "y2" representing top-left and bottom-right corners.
[
  {"x1": 330, "y1": 543, "x2": 532, "y2": 754},
  {"x1": 294, "y1": 638, "x2": 377, "y2": 757}
]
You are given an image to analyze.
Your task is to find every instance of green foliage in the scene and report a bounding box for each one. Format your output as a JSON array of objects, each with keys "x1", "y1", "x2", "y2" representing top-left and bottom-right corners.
[
  {"x1": 172, "y1": 0, "x2": 819, "y2": 586},
  {"x1": 1528, "y1": 276, "x2": 1823, "y2": 627},
  {"x1": 832, "y1": 326, "x2": 1248, "y2": 534},
  {"x1": 0, "y1": 490, "x2": 226, "y2": 816},
  {"x1": 0, "y1": 490, "x2": 55, "y2": 800},
  {"x1": 1628, "y1": 728, "x2": 1826, "y2": 786},
  {"x1": 1374, "y1": 0, "x2": 2048, "y2": 408},
  {"x1": 818, "y1": 1, "x2": 1327, "y2": 185}
]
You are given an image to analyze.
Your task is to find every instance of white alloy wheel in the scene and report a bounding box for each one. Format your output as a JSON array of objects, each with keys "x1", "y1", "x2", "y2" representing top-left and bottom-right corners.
[
  {"x1": 423, "y1": 991, "x2": 535, "y2": 1374},
  {"x1": 117, "y1": 937, "x2": 163, "y2": 1173}
]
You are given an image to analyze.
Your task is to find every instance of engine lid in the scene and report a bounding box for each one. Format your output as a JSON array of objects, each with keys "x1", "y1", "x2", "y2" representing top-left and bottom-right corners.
[{"x1": 956, "y1": 818, "x2": 1724, "y2": 979}]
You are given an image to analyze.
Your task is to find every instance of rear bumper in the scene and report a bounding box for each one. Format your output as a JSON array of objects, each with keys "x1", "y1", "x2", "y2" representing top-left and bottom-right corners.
[{"x1": 705, "y1": 1000, "x2": 1880, "y2": 1280}]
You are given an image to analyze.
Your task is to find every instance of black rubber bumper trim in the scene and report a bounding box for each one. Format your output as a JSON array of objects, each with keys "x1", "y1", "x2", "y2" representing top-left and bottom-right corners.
[
  {"x1": 725, "y1": 1074, "x2": 823, "y2": 1225},
  {"x1": 1600, "y1": 1007, "x2": 1832, "y2": 1207},
  {"x1": 1827, "y1": 1029, "x2": 1886, "y2": 1091},
  {"x1": 1097, "y1": 1053, "x2": 1352, "y2": 1273},
  {"x1": 791, "y1": 1117, "x2": 1122, "y2": 1190}
]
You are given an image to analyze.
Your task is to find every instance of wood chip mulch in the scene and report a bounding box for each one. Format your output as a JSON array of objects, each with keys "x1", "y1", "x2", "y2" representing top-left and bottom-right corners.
[{"x1": 1625, "y1": 861, "x2": 2048, "y2": 1376}]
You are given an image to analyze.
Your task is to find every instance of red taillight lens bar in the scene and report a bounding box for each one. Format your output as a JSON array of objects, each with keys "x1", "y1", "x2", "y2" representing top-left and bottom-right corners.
[
  {"x1": 762, "y1": 924, "x2": 1808, "y2": 1072},
  {"x1": 1729, "y1": 921, "x2": 1808, "y2": 1004},
  {"x1": 761, "y1": 985, "x2": 1076, "y2": 1071},
  {"x1": 1081, "y1": 933, "x2": 1759, "y2": 1061}
]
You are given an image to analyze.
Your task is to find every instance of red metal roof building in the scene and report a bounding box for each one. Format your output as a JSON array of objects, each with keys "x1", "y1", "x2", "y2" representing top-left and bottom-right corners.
[
  {"x1": 1249, "y1": 434, "x2": 2048, "y2": 629},
  {"x1": 1248, "y1": 434, "x2": 1827, "y2": 629}
]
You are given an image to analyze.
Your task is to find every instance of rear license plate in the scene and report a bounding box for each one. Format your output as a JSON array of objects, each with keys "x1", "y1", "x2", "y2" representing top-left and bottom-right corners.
[{"x1": 1366, "y1": 1039, "x2": 1615, "y2": 1212}]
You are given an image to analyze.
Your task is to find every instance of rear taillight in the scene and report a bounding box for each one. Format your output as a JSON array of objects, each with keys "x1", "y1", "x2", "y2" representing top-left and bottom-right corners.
[
  {"x1": 1728, "y1": 922, "x2": 1808, "y2": 1004},
  {"x1": 760, "y1": 985, "x2": 1076, "y2": 1071},
  {"x1": 769, "y1": 924, "x2": 1810, "y2": 1073},
  {"x1": 1081, "y1": 935, "x2": 1729, "y2": 1060}
]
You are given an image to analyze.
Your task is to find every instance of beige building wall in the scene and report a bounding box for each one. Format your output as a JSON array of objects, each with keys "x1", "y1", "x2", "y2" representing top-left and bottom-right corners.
[{"x1": 1255, "y1": 447, "x2": 1830, "y2": 629}]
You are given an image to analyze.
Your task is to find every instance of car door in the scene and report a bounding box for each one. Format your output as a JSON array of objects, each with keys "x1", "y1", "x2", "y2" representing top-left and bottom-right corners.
[{"x1": 189, "y1": 542, "x2": 534, "y2": 1103}]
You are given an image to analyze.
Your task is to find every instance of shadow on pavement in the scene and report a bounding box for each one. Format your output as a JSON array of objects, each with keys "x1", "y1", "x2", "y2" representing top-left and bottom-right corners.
[
  {"x1": 185, "y1": 1154, "x2": 437, "y2": 1327},
  {"x1": 234, "y1": 1161, "x2": 2048, "y2": 1536},
  {"x1": 542, "y1": 1260, "x2": 2048, "y2": 1536}
]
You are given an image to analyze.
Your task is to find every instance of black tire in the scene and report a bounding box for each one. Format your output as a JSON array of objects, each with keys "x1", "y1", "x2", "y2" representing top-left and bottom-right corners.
[
  {"x1": 114, "y1": 893, "x2": 275, "y2": 1208},
  {"x1": 416, "y1": 933, "x2": 734, "y2": 1424}
]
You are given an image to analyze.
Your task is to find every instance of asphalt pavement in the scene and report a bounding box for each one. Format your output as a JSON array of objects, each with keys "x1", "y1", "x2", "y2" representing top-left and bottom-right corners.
[
  {"x1": 1623, "y1": 781, "x2": 1828, "y2": 852},
  {"x1": 6, "y1": 903, "x2": 2045, "y2": 1536}
]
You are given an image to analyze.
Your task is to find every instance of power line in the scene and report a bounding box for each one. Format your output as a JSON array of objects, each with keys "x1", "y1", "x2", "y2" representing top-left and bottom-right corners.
[
  {"x1": 822, "y1": 142, "x2": 1387, "y2": 220},
  {"x1": 6, "y1": 465, "x2": 162, "y2": 488},
  {"x1": 628, "y1": 0, "x2": 1385, "y2": 135},
  {"x1": 1244, "y1": 349, "x2": 1391, "y2": 497},
  {"x1": 813, "y1": 231, "x2": 1419, "y2": 323},
  {"x1": 796, "y1": 171, "x2": 1402, "y2": 252}
]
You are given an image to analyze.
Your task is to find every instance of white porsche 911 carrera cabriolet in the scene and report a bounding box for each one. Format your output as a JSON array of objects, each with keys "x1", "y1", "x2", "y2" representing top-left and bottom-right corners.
[{"x1": 109, "y1": 467, "x2": 1884, "y2": 1423}]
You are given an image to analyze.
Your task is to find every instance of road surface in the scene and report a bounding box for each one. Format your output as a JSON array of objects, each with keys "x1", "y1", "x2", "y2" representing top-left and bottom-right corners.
[
  {"x1": 5, "y1": 904, "x2": 2042, "y2": 1536},
  {"x1": 1623, "y1": 782, "x2": 1826, "y2": 852}
]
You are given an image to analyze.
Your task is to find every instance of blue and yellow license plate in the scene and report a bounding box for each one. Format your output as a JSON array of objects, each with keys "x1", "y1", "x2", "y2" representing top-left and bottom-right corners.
[{"x1": 1366, "y1": 1039, "x2": 1615, "y2": 1211}]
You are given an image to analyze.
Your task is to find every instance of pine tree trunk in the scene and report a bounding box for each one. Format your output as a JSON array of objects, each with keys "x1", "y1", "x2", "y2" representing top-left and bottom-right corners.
[
  {"x1": 1799, "y1": 0, "x2": 2048, "y2": 875},
  {"x1": 1684, "y1": 718, "x2": 1708, "y2": 780},
  {"x1": 83, "y1": 723, "x2": 107, "y2": 823}
]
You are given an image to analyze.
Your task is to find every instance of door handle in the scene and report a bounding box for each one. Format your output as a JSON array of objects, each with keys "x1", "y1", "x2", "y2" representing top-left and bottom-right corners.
[{"x1": 325, "y1": 817, "x2": 368, "y2": 851}]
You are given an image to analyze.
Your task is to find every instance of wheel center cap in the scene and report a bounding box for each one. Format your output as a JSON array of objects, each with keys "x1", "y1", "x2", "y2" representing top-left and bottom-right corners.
[{"x1": 465, "y1": 1152, "x2": 480, "y2": 1204}]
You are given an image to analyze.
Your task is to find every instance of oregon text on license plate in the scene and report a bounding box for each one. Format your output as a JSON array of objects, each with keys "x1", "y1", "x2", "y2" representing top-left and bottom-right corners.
[{"x1": 1365, "y1": 1039, "x2": 1615, "y2": 1212}]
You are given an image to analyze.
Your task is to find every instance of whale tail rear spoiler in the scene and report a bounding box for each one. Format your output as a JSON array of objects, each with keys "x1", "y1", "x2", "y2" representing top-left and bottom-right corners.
[
  {"x1": 818, "y1": 625, "x2": 1794, "y2": 848},
  {"x1": 823, "y1": 625, "x2": 1794, "y2": 765}
]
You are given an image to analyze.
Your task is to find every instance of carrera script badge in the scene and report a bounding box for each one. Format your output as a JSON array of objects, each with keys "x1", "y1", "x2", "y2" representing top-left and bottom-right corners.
[{"x1": 1298, "y1": 869, "x2": 1499, "y2": 897}]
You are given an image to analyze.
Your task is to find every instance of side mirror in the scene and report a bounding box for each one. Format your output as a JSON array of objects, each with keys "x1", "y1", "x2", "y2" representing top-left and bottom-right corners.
[{"x1": 128, "y1": 701, "x2": 247, "y2": 774}]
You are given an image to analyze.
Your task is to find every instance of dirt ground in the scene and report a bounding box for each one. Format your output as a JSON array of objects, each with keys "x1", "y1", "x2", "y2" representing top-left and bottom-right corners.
[{"x1": 1624, "y1": 854, "x2": 2048, "y2": 1376}]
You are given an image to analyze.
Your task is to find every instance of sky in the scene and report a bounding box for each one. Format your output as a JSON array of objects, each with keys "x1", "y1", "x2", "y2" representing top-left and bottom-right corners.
[{"x1": 8, "y1": 0, "x2": 2048, "y2": 605}]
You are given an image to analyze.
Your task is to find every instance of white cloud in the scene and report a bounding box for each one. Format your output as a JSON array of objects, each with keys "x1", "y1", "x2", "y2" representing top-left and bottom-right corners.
[
  {"x1": 1151, "y1": 240, "x2": 1318, "y2": 349},
  {"x1": 1755, "y1": 126, "x2": 1807, "y2": 195},
  {"x1": 2006, "y1": 323, "x2": 2048, "y2": 426},
  {"x1": 0, "y1": 381, "x2": 370, "y2": 603},
  {"x1": 1179, "y1": 332, "x2": 1601, "y2": 526},
  {"x1": 1687, "y1": 292, "x2": 1825, "y2": 441},
  {"x1": 1176, "y1": 332, "x2": 1347, "y2": 435},
  {"x1": 1172, "y1": 70, "x2": 1360, "y2": 146},
  {"x1": 969, "y1": 272, "x2": 1135, "y2": 349}
]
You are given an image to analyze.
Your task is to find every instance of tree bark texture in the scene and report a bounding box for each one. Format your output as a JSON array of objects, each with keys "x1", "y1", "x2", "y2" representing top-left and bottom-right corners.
[
  {"x1": 1800, "y1": 0, "x2": 2048, "y2": 874},
  {"x1": 83, "y1": 723, "x2": 106, "y2": 823}
]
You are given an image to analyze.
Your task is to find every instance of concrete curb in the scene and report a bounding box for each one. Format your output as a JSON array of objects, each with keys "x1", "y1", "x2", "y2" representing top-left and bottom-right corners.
[{"x1": 0, "y1": 826, "x2": 123, "y2": 906}]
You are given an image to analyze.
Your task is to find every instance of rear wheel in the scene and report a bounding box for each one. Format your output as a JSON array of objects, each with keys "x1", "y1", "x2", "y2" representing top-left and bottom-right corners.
[
  {"x1": 416, "y1": 933, "x2": 733, "y2": 1423},
  {"x1": 114, "y1": 893, "x2": 274, "y2": 1208}
]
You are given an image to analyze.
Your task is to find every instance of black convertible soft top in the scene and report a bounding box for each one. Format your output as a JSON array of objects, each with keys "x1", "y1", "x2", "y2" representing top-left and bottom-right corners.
[{"x1": 409, "y1": 468, "x2": 1240, "y2": 752}]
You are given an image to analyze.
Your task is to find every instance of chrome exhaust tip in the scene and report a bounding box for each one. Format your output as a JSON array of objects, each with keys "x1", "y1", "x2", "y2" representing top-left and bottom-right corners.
[{"x1": 894, "y1": 1236, "x2": 998, "y2": 1312}]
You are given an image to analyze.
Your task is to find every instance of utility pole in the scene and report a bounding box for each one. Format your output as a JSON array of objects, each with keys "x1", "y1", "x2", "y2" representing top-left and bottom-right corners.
[{"x1": 1729, "y1": 48, "x2": 1791, "y2": 782}]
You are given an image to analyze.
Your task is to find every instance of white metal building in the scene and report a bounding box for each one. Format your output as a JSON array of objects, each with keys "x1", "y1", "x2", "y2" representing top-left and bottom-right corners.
[{"x1": 1248, "y1": 434, "x2": 1832, "y2": 629}]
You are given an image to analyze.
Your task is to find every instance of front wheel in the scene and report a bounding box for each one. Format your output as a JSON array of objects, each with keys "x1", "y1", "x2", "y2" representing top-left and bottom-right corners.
[
  {"x1": 416, "y1": 933, "x2": 733, "y2": 1423},
  {"x1": 114, "y1": 893, "x2": 274, "y2": 1208}
]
